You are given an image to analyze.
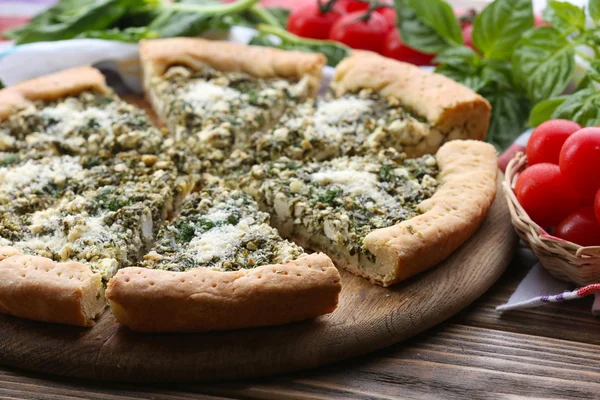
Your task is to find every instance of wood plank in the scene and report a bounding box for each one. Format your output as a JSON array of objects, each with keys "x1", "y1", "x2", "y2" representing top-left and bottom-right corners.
[{"x1": 3, "y1": 323, "x2": 598, "y2": 399}]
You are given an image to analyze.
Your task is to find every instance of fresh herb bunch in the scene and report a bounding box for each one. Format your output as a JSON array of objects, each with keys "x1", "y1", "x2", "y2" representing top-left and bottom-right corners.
[
  {"x1": 396, "y1": 0, "x2": 600, "y2": 150},
  {"x1": 5, "y1": 0, "x2": 268, "y2": 44}
]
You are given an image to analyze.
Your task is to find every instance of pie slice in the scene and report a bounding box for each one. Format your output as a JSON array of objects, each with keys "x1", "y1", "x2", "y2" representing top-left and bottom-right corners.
[
  {"x1": 241, "y1": 140, "x2": 498, "y2": 286},
  {"x1": 0, "y1": 151, "x2": 191, "y2": 326},
  {"x1": 245, "y1": 52, "x2": 491, "y2": 165},
  {"x1": 106, "y1": 180, "x2": 341, "y2": 332},
  {"x1": 0, "y1": 66, "x2": 165, "y2": 159},
  {"x1": 139, "y1": 38, "x2": 326, "y2": 167}
]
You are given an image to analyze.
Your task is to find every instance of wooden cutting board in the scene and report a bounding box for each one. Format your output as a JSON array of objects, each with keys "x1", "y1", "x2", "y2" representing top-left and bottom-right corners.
[{"x1": 0, "y1": 175, "x2": 516, "y2": 382}]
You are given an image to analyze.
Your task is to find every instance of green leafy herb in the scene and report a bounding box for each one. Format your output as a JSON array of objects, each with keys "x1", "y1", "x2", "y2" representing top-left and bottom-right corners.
[
  {"x1": 395, "y1": 0, "x2": 461, "y2": 54},
  {"x1": 177, "y1": 223, "x2": 196, "y2": 243},
  {"x1": 0, "y1": 80, "x2": 4, "y2": 90},
  {"x1": 472, "y1": 0, "x2": 533, "y2": 60},
  {"x1": 78, "y1": 26, "x2": 156, "y2": 42},
  {"x1": 527, "y1": 96, "x2": 567, "y2": 126},
  {"x1": 5, "y1": 0, "x2": 136, "y2": 44},
  {"x1": 318, "y1": 188, "x2": 343, "y2": 205},
  {"x1": 250, "y1": 24, "x2": 350, "y2": 67},
  {"x1": 512, "y1": 26, "x2": 574, "y2": 104},
  {"x1": 590, "y1": 0, "x2": 600, "y2": 23}
]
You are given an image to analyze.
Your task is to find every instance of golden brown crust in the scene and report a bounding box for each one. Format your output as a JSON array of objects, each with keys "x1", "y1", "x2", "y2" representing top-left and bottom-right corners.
[
  {"x1": 106, "y1": 253, "x2": 341, "y2": 332},
  {"x1": 361, "y1": 140, "x2": 498, "y2": 286},
  {"x1": 333, "y1": 53, "x2": 491, "y2": 147},
  {"x1": 0, "y1": 247, "x2": 106, "y2": 326},
  {"x1": 139, "y1": 38, "x2": 326, "y2": 95},
  {"x1": 0, "y1": 66, "x2": 109, "y2": 120}
]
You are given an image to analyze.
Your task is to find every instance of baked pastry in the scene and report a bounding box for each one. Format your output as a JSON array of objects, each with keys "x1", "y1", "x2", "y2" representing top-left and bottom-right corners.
[
  {"x1": 107, "y1": 181, "x2": 340, "y2": 332},
  {"x1": 140, "y1": 38, "x2": 326, "y2": 160},
  {"x1": 242, "y1": 140, "x2": 497, "y2": 286}
]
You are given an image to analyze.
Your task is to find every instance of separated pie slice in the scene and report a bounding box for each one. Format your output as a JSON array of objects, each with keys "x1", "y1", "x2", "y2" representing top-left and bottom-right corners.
[
  {"x1": 242, "y1": 140, "x2": 497, "y2": 286},
  {"x1": 246, "y1": 53, "x2": 491, "y2": 164},
  {"x1": 0, "y1": 151, "x2": 192, "y2": 326},
  {"x1": 139, "y1": 38, "x2": 325, "y2": 167},
  {"x1": 107, "y1": 180, "x2": 341, "y2": 332},
  {"x1": 0, "y1": 66, "x2": 165, "y2": 158}
]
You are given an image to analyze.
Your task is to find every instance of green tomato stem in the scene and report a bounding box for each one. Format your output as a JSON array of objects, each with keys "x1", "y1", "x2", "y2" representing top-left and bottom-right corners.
[
  {"x1": 248, "y1": 6, "x2": 283, "y2": 28},
  {"x1": 257, "y1": 23, "x2": 348, "y2": 48},
  {"x1": 164, "y1": 0, "x2": 261, "y2": 15}
]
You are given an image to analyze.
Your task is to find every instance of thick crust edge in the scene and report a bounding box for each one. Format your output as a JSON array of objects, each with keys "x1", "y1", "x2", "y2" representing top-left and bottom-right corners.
[
  {"x1": 139, "y1": 38, "x2": 326, "y2": 96},
  {"x1": 362, "y1": 140, "x2": 498, "y2": 286},
  {"x1": 106, "y1": 252, "x2": 341, "y2": 332},
  {"x1": 0, "y1": 66, "x2": 109, "y2": 120},
  {"x1": 0, "y1": 247, "x2": 106, "y2": 326},
  {"x1": 333, "y1": 53, "x2": 491, "y2": 144}
]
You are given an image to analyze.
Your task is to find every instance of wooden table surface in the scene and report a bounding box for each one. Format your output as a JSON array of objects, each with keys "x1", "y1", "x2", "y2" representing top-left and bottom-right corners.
[{"x1": 2, "y1": 253, "x2": 599, "y2": 400}]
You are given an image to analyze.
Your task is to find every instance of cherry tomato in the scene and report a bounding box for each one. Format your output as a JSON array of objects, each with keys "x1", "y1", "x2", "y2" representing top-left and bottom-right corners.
[
  {"x1": 559, "y1": 127, "x2": 600, "y2": 204},
  {"x1": 515, "y1": 163, "x2": 581, "y2": 228},
  {"x1": 382, "y1": 28, "x2": 435, "y2": 65},
  {"x1": 526, "y1": 119, "x2": 582, "y2": 165},
  {"x1": 287, "y1": 2, "x2": 341, "y2": 40},
  {"x1": 595, "y1": 188, "x2": 600, "y2": 225},
  {"x1": 329, "y1": 11, "x2": 391, "y2": 53},
  {"x1": 377, "y1": 7, "x2": 397, "y2": 27},
  {"x1": 337, "y1": 0, "x2": 369, "y2": 13},
  {"x1": 554, "y1": 207, "x2": 600, "y2": 247},
  {"x1": 462, "y1": 24, "x2": 474, "y2": 50}
]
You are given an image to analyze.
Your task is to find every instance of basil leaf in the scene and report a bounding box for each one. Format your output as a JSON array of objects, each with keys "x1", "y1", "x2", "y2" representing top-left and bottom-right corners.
[
  {"x1": 404, "y1": 0, "x2": 462, "y2": 46},
  {"x1": 472, "y1": 0, "x2": 534, "y2": 60},
  {"x1": 481, "y1": 60, "x2": 514, "y2": 89},
  {"x1": 5, "y1": 0, "x2": 134, "y2": 44},
  {"x1": 548, "y1": 0, "x2": 586, "y2": 31},
  {"x1": 435, "y1": 59, "x2": 490, "y2": 93},
  {"x1": 434, "y1": 46, "x2": 479, "y2": 65},
  {"x1": 552, "y1": 88, "x2": 600, "y2": 126},
  {"x1": 0, "y1": 80, "x2": 4, "y2": 90},
  {"x1": 481, "y1": 87, "x2": 531, "y2": 150},
  {"x1": 513, "y1": 26, "x2": 575, "y2": 104},
  {"x1": 589, "y1": 0, "x2": 600, "y2": 23},
  {"x1": 527, "y1": 97, "x2": 567, "y2": 127},
  {"x1": 394, "y1": 0, "x2": 453, "y2": 54},
  {"x1": 541, "y1": 6, "x2": 572, "y2": 33}
]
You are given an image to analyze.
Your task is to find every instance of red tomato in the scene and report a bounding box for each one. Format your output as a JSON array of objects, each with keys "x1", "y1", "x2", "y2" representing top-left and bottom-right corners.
[
  {"x1": 526, "y1": 119, "x2": 582, "y2": 165},
  {"x1": 559, "y1": 127, "x2": 600, "y2": 204},
  {"x1": 462, "y1": 24, "x2": 474, "y2": 50},
  {"x1": 515, "y1": 163, "x2": 581, "y2": 228},
  {"x1": 377, "y1": 7, "x2": 397, "y2": 27},
  {"x1": 329, "y1": 11, "x2": 391, "y2": 53},
  {"x1": 595, "y1": 188, "x2": 600, "y2": 225},
  {"x1": 337, "y1": 0, "x2": 369, "y2": 13},
  {"x1": 382, "y1": 28, "x2": 435, "y2": 66},
  {"x1": 554, "y1": 207, "x2": 600, "y2": 247},
  {"x1": 287, "y1": 3, "x2": 341, "y2": 40}
]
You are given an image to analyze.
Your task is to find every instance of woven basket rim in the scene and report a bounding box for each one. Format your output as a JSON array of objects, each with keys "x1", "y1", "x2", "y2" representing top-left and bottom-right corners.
[{"x1": 503, "y1": 152, "x2": 600, "y2": 285}]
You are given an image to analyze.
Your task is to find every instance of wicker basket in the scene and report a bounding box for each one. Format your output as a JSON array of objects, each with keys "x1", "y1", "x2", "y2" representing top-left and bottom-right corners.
[{"x1": 503, "y1": 152, "x2": 600, "y2": 286}]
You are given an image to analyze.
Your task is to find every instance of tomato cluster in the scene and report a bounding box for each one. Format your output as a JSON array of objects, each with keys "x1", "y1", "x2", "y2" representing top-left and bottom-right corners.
[
  {"x1": 514, "y1": 120, "x2": 600, "y2": 246},
  {"x1": 286, "y1": 1, "x2": 476, "y2": 65}
]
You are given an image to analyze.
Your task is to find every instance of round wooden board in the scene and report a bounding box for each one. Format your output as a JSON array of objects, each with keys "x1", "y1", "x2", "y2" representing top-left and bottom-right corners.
[{"x1": 0, "y1": 176, "x2": 516, "y2": 382}]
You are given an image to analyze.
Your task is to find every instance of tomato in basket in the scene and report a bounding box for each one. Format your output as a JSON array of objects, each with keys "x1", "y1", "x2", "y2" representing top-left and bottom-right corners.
[
  {"x1": 559, "y1": 127, "x2": 600, "y2": 204},
  {"x1": 554, "y1": 206, "x2": 600, "y2": 247},
  {"x1": 526, "y1": 119, "x2": 581, "y2": 165},
  {"x1": 514, "y1": 163, "x2": 581, "y2": 228}
]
